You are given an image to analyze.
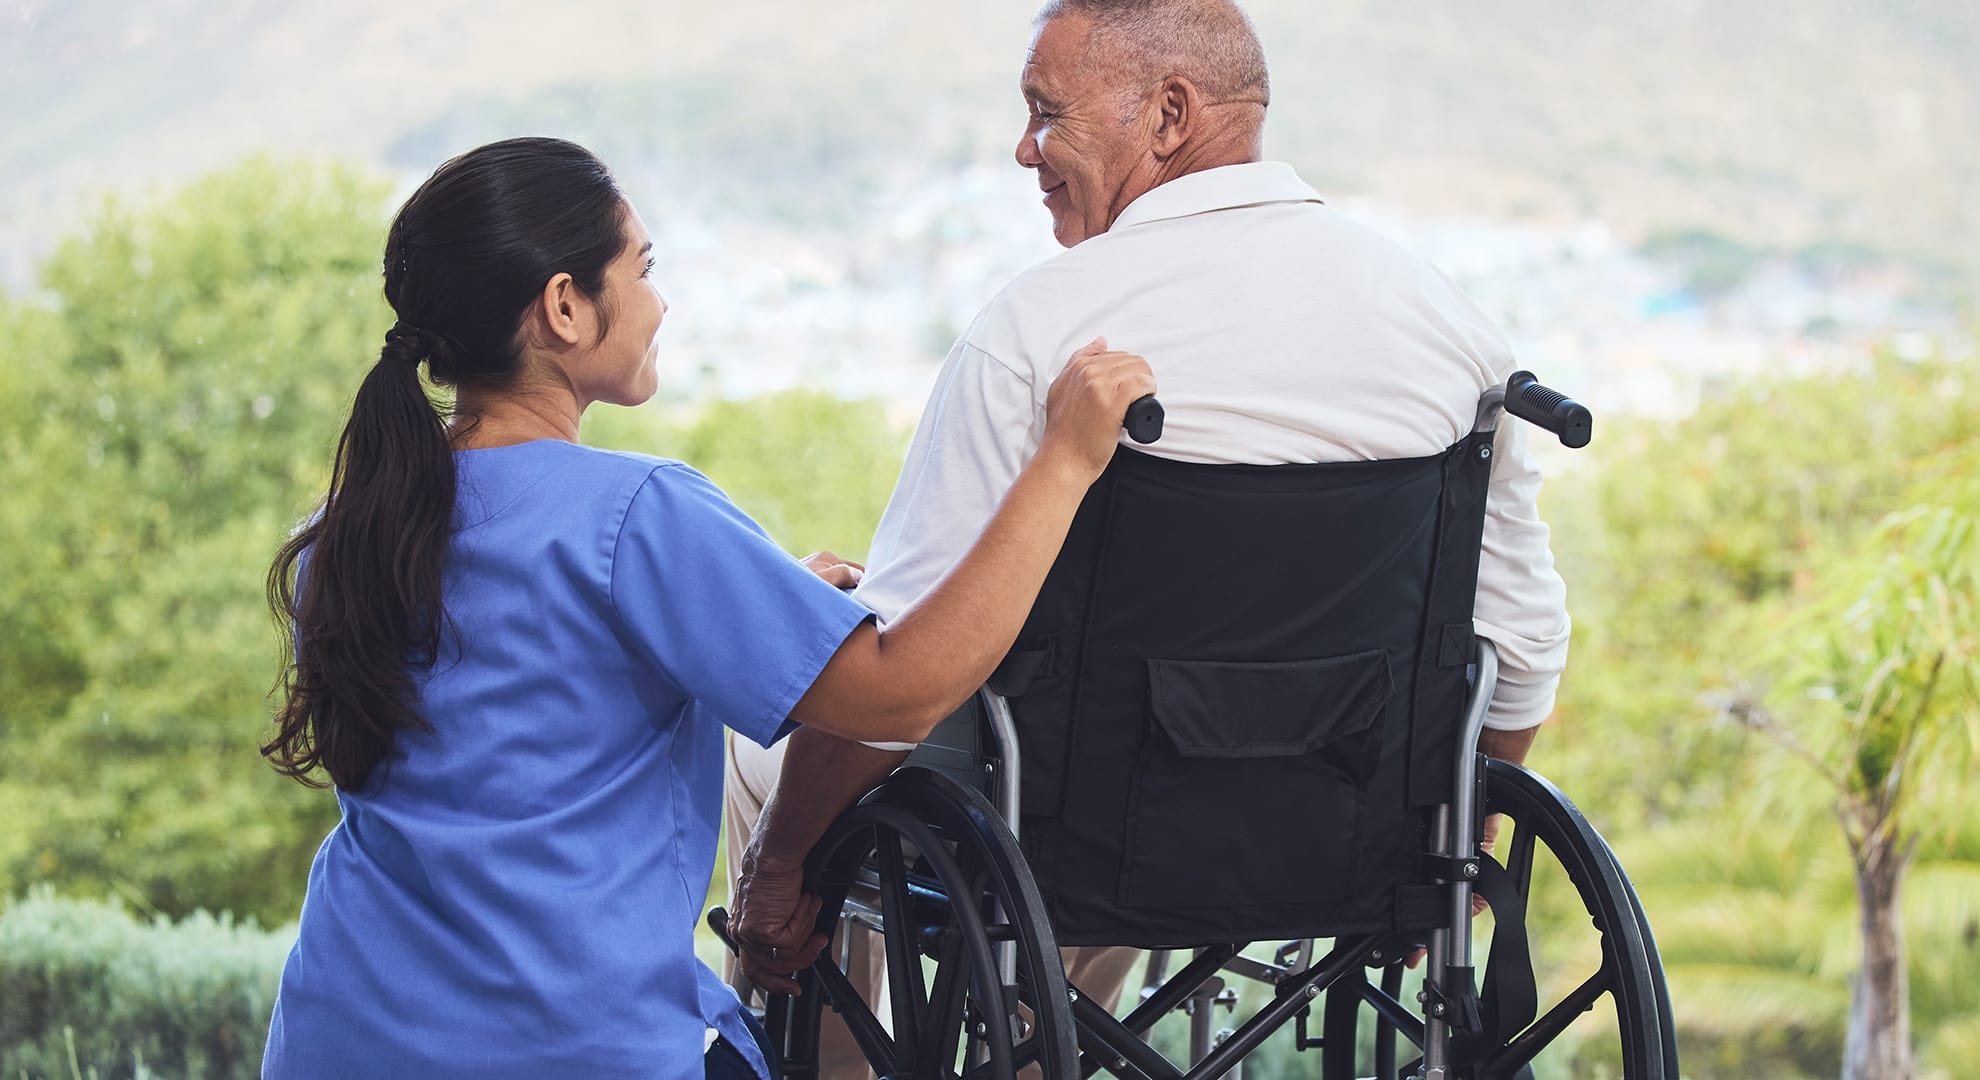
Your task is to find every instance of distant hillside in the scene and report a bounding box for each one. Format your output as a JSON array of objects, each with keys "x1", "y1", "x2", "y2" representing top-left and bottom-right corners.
[{"x1": 2, "y1": 0, "x2": 1976, "y2": 287}]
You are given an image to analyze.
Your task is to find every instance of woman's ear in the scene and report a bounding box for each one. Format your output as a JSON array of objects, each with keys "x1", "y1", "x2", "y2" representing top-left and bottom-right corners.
[{"x1": 533, "y1": 272, "x2": 583, "y2": 347}]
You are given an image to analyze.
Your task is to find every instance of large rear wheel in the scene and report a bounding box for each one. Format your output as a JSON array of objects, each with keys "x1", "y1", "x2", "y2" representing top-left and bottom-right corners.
[{"x1": 782, "y1": 767, "x2": 1078, "y2": 1080}]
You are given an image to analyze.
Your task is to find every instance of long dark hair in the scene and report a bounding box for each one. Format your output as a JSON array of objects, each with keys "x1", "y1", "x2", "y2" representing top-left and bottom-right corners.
[{"x1": 265, "y1": 137, "x2": 628, "y2": 790}]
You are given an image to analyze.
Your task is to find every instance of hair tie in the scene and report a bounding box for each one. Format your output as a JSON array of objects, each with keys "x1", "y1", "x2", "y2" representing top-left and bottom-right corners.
[{"x1": 383, "y1": 321, "x2": 428, "y2": 364}]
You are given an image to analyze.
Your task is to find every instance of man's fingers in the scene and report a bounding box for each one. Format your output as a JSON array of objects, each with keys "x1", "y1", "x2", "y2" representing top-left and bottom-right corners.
[
  {"x1": 800, "y1": 553, "x2": 863, "y2": 588},
  {"x1": 740, "y1": 955, "x2": 803, "y2": 996},
  {"x1": 826, "y1": 564, "x2": 863, "y2": 587},
  {"x1": 794, "y1": 932, "x2": 829, "y2": 969},
  {"x1": 1072, "y1": 335, "x2": 1108, "y2": 358},
  {"x1": 736, "y1": 930, "x2": 831, "y2": 997}
]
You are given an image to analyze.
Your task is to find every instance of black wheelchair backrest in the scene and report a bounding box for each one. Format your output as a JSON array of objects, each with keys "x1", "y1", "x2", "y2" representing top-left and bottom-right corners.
[{"x1": 980, "y1": 433, "x2": 1495, "y2": 948}]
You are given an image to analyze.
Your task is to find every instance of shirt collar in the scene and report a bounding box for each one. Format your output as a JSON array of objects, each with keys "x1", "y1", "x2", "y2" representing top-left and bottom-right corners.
[{"x1": 1107, "y1": 161, "x2": 1324, "y2": 235}]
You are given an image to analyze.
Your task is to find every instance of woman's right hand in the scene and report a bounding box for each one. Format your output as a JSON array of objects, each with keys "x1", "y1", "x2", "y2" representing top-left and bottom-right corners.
[{"x1": 1039, "y1": 337, "x2": 1157, "y2": 482}]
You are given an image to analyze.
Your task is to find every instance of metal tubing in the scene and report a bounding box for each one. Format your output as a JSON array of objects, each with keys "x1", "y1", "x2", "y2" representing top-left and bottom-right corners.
[
  {"x1": 1472, "y1": 388, "x2": 1506, "y2": 435},
  {"x1": 1072, "y1": 992, "x2": 1182, "y2": 1080},
  {"x1": 1450, "y1": 642, "x2": 1498, "y2": 969},
  {"x1": 979, "y1": 690, "x2": 1025, "y2": 1004},
  {"x1": 1423, "y1": 641, "x2": 1499, "y2": 1077},
  {"x1": 1358, "y1": 975, "x2": 1426, "y2": 1050},
  {"x1": 980, "y1": 689, "x2": 1023, "y2": 837},
  {"x1": 1180, "y1": 938, "x2": 1374, "y2": 1080},
  {"x1": 1116, "y1": 945, "x2": 1243, "y2": 1038},
  {"x1": 1186, "y1": 976, "x2": 1225, "y2": 1067}
]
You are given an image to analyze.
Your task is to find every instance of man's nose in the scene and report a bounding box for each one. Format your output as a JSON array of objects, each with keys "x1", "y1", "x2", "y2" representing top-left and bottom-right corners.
[{"x1": 1015, "y1": 128, "x2": 1042, "y2": 169}]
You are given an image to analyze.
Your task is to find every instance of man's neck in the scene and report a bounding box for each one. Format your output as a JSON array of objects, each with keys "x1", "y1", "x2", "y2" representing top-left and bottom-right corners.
[{"x1": 1160, "y1": 126, "x2": 1265, "y2": 186}]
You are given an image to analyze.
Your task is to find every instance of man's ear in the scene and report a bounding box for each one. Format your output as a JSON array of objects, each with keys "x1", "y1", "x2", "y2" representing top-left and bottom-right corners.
[
  {"x1": 533, "y1": 272, "x2": 582, "y2": 347},
  {"x1": 1151, "y1": 75, "x2": 1199, "y2": 158}
]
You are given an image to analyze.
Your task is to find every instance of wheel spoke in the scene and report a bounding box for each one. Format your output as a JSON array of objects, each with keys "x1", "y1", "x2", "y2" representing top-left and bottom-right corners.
[
  {"x1": 1483, "y1": 966, "x2": 1613, "y2": 1076},
  {"x1": 1506, "y1": 819, "x2": 1537, "y2": 902},
  {"x1": 878, "y1": 830, "x2": 927, "y2": 1065},
  {"x1": 921, "y1": 926, "x2": 969, "y2": 1077},
  {"x1": 810, "y1": 953, "x2": 901, "y2": 1077}
]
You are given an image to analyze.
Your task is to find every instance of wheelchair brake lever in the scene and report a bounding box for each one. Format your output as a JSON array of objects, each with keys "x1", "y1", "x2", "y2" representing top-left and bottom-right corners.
[{"x1": 1124, "y1": 394, "x2": 1165, "y2": 444}]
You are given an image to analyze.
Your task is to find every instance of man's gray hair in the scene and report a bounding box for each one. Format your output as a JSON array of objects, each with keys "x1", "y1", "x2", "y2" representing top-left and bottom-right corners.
[{"x1": 1034, "y1": 0, "x2": 1270, "y2": 108}]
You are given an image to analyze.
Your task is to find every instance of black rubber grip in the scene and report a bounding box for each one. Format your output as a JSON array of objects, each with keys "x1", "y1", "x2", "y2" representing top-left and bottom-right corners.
[
  {"x1": 1505, "y1": 371, "x2": 1592, "y2": 449},
  {"x1": 1124, "y1": 395, "x2": 1165, "y2": 444},
  {"x1": 706, "y1": 907, "x2": 739, "y2": 954}
]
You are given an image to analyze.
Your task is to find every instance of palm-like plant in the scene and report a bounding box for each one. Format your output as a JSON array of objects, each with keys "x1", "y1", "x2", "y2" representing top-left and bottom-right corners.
[{"x1": 1722, "y1": 445, "x2": 1980, "y2": 1080}]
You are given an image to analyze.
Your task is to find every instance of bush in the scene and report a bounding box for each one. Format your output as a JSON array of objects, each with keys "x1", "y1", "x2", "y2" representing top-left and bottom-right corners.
[{"x1": 0, "y1": 890, "x2": 292, "y2": 1080}]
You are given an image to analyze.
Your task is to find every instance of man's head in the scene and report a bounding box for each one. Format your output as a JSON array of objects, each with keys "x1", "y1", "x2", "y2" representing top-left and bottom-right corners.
[{"x1": 1018, "y1": 0, "x2": 1270, "y2": 247}]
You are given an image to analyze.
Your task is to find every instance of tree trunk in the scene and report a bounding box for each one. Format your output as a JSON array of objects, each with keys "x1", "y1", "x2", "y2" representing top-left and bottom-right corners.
[{"x1": 1842, "y1": 824, "x2": 1913, "y2": 1080}]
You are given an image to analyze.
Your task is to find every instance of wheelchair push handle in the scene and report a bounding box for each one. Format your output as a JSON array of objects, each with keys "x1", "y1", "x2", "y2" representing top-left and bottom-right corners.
[
  {"x1": 1123, "y1": 394, "x2": 1164, "y2": 444},
  {"x1": 706, "y1": 906, "x2": 741, "y2": 954},
  {"x1": 1505, "y1": 371, "x2": 1592, "y2": 449}
]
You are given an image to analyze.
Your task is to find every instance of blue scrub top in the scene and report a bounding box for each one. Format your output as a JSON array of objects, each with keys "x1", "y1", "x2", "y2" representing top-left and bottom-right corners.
[{"x1": 262, "y1": 441, "x2": 871, "y2": 1080}]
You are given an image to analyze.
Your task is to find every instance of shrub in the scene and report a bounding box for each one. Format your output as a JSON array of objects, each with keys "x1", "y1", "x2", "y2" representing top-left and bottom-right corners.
[{"x1": 0, "y1": 890, "x2": 292, "y2": 1080}]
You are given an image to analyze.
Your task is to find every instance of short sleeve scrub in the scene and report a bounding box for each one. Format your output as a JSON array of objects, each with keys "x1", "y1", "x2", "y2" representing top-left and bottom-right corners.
[{"x1": 262, "y1": 441, "x2": 871, "y2": 1080}]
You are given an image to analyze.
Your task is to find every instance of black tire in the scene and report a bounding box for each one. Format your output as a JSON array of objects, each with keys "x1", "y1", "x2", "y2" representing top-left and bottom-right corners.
[
  {"x1": 1322, "y1": 760, "x2": 1677, "y2": 1080},
  {"x1": 1477, "y1": 759, "x2": 1674, "y2": 1079},
  {"x1": 788, "y1": 767, "x2": 1078, "y2": 1080}
]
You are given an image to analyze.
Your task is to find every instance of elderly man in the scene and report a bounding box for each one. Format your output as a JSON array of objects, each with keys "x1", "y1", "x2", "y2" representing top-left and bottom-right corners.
[{"x1": 725, "y1": 0, "x2": 1570, "y2": 1071}]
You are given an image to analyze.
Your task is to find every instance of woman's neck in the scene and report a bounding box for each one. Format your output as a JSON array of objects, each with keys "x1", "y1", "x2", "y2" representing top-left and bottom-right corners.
[{"x1": 450, "y1": 381, "x2": 584, "y2": 448}]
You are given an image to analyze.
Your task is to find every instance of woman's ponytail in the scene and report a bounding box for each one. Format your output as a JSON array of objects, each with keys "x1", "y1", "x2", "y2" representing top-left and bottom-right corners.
[{"x1": 264, "y1": 330, "x2": 457, "y2": 790}]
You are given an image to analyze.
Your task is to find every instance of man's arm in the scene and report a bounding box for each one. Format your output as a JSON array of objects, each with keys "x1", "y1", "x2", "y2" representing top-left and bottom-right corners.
[
  {"x1": 730, "y1": 338, "x2": 1053, "y2": 988},
  {"x1": 1476, "y1": 723, "x2": 1538, "y2": 766},
  {"x1": 1475, "y1": 411, "x2": 1572, "y2": 732},
  {"x1": 730, "y1": 729, "x2": 908, "y2": 992}
]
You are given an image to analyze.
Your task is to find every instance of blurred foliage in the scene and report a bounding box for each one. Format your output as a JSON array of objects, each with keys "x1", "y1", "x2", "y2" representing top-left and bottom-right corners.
[
  {"x1": 1540, "y1": 355, "x2": 1980, "y2": 825},
  {"x1": 584, "y1": 392, "x2": 908, "y2": 563},
  {"x1": 1542, "y1": 356, "x2": 1980, "y2": 1079},
  {"x1": 0, "y1": 158, "x2": 390, "y2": 924},
  {"x1": 2, "y1": 158, "x2": 1978, "y2": 1078},
  {"x1": 0, "y1": 889, "x2": 290, "y2": 1080},
  {"x1": 0, "y1": 159, "x2": 908, "y2": 928}
]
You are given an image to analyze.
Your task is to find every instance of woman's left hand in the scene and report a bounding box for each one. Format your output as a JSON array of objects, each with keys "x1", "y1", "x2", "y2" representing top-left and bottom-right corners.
[{"x1": 801, "y1": 551, "x2": 864, "y2": 589}]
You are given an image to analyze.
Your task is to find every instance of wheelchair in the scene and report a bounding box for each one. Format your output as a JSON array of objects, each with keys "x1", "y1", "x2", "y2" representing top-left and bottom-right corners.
[{"x1": 715, "y1": 374, "x2": 1676, "y2": 1080}]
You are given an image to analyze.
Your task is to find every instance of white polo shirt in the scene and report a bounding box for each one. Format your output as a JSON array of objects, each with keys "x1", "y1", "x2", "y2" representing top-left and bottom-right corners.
[{"x1": 852, "y1": 161, "x2": 1570, "y2": 731}]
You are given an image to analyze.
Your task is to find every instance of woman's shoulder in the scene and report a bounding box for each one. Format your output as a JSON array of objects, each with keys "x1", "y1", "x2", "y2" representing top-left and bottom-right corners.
[{"x1": 453, "y1": 441, "x2": 720, "y2": 534}]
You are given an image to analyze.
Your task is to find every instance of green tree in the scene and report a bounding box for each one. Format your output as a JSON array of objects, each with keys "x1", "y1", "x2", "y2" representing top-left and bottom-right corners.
[
  {"x1": 1538, "y1": 353, "x2": 1980, "y2": 1077},
  {"x1": 0, "y1": 158, "x2": 392, "y2": 922},
  {"x1": 1542, "y1": 355, "x2": 1980, "y2": 824},
  {"x1": 1727, "y1": 445, "x2": 1980, "y2": 1080}
]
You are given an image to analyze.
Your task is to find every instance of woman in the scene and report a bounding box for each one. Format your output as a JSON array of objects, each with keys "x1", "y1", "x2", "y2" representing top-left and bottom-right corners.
[{"x1": 259, "y1": 137, "x2": 1153, "y2": 1080}]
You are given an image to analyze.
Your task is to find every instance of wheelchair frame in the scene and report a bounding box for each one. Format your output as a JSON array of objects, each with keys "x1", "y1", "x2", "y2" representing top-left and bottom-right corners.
[{"x1": 717, "y1": 376, "x2": 1675, "y2": 1080}]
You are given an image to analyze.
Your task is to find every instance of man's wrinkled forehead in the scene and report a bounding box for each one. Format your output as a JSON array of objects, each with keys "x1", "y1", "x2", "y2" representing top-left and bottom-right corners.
[{"x1": 1021, "y1": 13, "x2": 1090, "y2": 106}]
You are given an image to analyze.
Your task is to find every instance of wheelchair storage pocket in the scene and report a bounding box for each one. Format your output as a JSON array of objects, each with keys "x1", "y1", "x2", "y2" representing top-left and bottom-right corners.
[{"x1": 1118, "y1": 651, "x2": 1392, "y2": 910}]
